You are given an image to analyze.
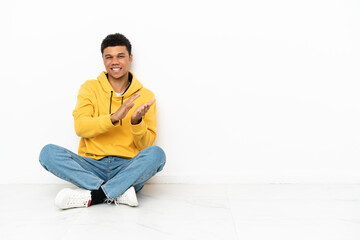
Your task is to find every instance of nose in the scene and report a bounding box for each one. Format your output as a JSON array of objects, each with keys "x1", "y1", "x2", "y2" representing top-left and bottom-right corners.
[{"x1": 111, "y1": 58, "x2": 120, "y2": 65}]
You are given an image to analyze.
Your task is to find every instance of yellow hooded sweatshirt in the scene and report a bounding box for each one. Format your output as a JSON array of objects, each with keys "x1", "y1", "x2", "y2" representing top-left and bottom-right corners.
[{"x1": 72, "y1": 71, "x2": 156, "y2": 160}]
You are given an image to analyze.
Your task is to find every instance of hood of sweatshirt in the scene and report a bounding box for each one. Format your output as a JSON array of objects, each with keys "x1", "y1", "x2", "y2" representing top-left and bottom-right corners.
[{"x1": 97, "y1": 71, "x2": 143, "y2": 98}]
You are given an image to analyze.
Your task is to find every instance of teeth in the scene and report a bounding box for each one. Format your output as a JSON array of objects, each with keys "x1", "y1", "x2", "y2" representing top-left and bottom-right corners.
[{"x1": 112, "y1": 68, "x2": 120, "y2": 71}]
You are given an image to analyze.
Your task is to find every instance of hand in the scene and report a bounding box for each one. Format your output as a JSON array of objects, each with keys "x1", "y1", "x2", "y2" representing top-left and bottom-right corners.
[
  {"x1": 110, "y1": 94, "x2": 140, "y2": 123},
  {"x1": 131, "y1": 99, "x2": 155, "y2": 125}
]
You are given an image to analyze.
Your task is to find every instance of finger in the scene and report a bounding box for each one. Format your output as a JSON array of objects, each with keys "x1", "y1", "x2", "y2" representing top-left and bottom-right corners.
[
  {"x1": 137, "y1": 106, "x2": 148, "y2": 118},
  {"x1": 141, "y1": 106, "x2": 148, "y2": 115},
  {"x1": 133, "y1": 100, "x2": 152, "y2": 117},
  {"x1": 147, "y1": 99, "x2": 155, "y2": 106},
  {"x1": 133, "y1": 106, "x2": 143, "y2": 116},
  {"x1": 127, "y1": 102, "x2": 135, "y2": 110},
  {"x1": 134, "y1": 107, "x2": 144, "y2": 119},
  {"x1": 141, "y1": 106, "x2": 150, "y2": 116},
  {"x1": 125, "y1": 93, "x2": 141, "y2": 105},
  {"x1": 145, "y1": 105, "x2": 150, "y2": 113},
  {"x1": 142, "y1": 101, "x2": 154, "y2": 111}
]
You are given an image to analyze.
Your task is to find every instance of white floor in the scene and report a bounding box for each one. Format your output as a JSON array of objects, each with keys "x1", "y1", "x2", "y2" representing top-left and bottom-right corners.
[{"x1": 0, "y1": 184, "x2": 359, "y2": 240}]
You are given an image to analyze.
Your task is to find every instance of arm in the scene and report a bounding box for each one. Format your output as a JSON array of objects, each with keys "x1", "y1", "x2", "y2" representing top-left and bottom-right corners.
[
  {"x1": 131, "y1": 99, "x2": 157, "y2": 150},
  {"x1": 72, "y1": 85, "x2": 115, "y2": 138}
]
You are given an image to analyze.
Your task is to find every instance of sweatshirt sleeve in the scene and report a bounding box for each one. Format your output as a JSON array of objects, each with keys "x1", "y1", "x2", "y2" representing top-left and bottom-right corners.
[
  {"x1": 72, "y1": 84, "x2": 116, "y2": 138},
  {"x1": 131, "y1": 99, "x2": 157, "y2": 150}
]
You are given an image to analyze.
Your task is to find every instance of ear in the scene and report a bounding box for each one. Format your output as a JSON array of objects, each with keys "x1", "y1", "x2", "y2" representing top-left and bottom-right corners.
[{"x1": 129, "y1": 54, "x2": 133, "y2": 63}]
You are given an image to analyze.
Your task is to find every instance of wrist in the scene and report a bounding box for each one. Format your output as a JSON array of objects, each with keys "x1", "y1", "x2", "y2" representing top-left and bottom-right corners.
[
  {"x1": 110, "y1": 114, "x2": 119, "y2": 124},
  {"x1": 131, "y1": 117, "x2": 142, "y2": 125}
]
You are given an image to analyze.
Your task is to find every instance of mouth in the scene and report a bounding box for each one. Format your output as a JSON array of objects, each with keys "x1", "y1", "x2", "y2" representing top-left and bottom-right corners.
[{"x1": 111, "y1": 67, "x2": 122, "y2": 72}]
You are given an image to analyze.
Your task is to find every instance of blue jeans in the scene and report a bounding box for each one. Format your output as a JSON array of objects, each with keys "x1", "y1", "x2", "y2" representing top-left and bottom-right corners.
[{"x1": 39, "y1": 144, "x2": 166, "y2": 200}]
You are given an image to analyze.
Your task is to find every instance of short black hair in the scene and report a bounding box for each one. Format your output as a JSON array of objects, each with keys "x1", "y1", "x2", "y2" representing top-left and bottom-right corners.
[{"x1": 101, "y1": 33, "x2": 132, "y2": 55}]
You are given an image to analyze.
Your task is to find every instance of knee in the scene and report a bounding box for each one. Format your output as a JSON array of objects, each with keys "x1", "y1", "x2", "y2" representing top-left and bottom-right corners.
[
  {"x1": 145, "y1": 146, "x2": 166, "y2": 168},
  {"x1": 39, "y1": 144, "x2": 58, "y2": 169}
]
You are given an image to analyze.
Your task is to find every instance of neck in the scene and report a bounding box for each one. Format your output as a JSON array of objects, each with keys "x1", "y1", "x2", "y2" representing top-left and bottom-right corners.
[{"x1": 108, "y1": 73, "x2": 129, "y2": 93}]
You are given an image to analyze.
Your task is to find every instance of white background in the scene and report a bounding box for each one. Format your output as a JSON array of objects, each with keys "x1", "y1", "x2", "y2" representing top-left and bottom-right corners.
[{"x1": 0, "y1": 0, "x2": 359, "y2": 184}]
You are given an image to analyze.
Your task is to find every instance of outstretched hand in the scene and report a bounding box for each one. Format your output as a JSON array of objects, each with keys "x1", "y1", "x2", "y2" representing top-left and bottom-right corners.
[{"x1": 131, "y1": 99, "x2": 155, "y2": 125}]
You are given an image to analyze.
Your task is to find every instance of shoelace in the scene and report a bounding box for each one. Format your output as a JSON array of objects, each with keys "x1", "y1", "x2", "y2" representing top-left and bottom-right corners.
[
  {"x1": 104, "y1": 198, "x2": 124, "y2": 205},
  {"x1": 114, "y1": 198, "x2": 122, "y2": 206}
]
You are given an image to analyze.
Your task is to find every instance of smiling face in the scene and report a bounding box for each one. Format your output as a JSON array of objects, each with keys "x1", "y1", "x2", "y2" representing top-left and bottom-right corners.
[{"x1": 102, "y1": 46, "x2": 133, "y2": 81}]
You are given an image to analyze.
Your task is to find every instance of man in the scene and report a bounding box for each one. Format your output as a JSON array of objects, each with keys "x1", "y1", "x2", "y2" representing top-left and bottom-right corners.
[{"x1": 39, "y1": 33, "x2": 166, "y2": 210}]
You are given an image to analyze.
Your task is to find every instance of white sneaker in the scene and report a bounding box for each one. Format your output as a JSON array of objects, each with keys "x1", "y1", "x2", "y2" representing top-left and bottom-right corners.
[
  {"x1": 114, "y1": 187, "x2": 138, "y2": 207},
  {"x1": 55, "y1": 188, "x2": 92, "y2": 210}
]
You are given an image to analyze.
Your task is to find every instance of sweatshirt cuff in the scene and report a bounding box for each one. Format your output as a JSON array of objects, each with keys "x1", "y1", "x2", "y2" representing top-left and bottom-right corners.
[{"x1": 131, "y1": 118, "x2": 146, "y2": 135}]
